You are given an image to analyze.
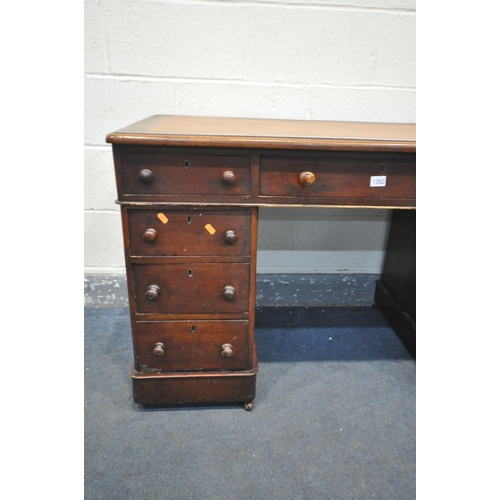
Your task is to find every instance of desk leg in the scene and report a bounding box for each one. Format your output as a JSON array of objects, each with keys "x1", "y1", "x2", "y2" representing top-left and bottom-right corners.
[{"x1": 375, "y1": 209, "x2": 416, "y2": 358}]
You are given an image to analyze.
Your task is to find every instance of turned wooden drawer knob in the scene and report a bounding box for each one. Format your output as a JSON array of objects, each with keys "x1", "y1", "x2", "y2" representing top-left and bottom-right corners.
[
  {"x1": 224, "y1": 230, "x2": 237, "y2": 245},
  {"x1": 142, "y1": 228, "x2": 157, "y2": 242},
  {"x1": 221, "y1": 343, "x2": 234, "y2": 357},
  {"x1": 145, "y1": 284, "x2": 161, "y2": 301},
  {"x1": 222, "y1": 285, "x2": 236, "y2": 301},
  {"x1": 299, "y1": 171, "x2": 315, "y2": 186},
  {"x1": 139, "y1": 169, "x2": 154, "y2": 184},
  {"x1": 153, "y1": 342, "x2": 165, "y2": 356},
  {"x1": 222, "y1": 170, "x2": 236, "y2": 185}
]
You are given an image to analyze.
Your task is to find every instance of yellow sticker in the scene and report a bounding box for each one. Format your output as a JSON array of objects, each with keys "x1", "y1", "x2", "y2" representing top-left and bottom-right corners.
[
  {"x1": 157, "y1": 213, "x2": 169, "y2": 224},
  {"x1": 205, "y1": 223, "x2": 216, "y2": 235}
]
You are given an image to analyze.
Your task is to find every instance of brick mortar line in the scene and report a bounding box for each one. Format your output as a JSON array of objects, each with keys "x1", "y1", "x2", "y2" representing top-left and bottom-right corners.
[
  {"x1": 85, "y1": 73, "x2": 415, "y2": 92},
  {"x1": 146, "y1": 0, "x2": 415, "y2": 15},
  {"x1": 85, "y1": 209, "x2": 120, "y2": 214}
]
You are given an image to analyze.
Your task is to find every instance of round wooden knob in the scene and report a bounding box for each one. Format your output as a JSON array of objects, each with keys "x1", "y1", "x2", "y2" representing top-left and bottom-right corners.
[
  {"x1": 221, "y1": 343, "x2": 234, "y2": 358},
  {"x1": 222, "y1": 286, "x2": 236, "y2": 301},
  {"x1": 299, "y1": 171, "x2": 315, "y2": 186},
  {"x1": 153, "y1": 342, "x2": 165, "y2": 356},
  {"x1": 139, "y1": 169, "x2": 154, "y2": 184},
  {"x1": 224, "y1": 230, "x2": 237, "y2": 245},
  {"x1": 222, "y1": 171, "x2": 236, "y2": 185},
  {"x1": 142, "y1": 228, "x2": 157, "y2": 242},
  {"x1": 145, "y1": 284, "x2": 161, "y2": 301}
]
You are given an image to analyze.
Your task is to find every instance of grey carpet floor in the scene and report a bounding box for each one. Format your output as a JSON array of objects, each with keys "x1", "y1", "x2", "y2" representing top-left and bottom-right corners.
[{"x1": 85, "y1": 307, "x2": 415, "y2": 500}]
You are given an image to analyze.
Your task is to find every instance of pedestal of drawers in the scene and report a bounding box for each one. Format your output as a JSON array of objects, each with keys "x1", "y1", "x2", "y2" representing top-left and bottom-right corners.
[{"x1": 121, "y1": 206, "x2": 258, "y2": 409}]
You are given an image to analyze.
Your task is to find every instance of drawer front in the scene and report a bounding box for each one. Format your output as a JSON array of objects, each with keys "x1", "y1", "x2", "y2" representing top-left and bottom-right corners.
[
  {"x1": 132, "y1": 263, "x2": 250, "y2": 314},
  {"x1": 128, "y1": 209, "x2": 251, "y2": 257},
  {"x1": 260, "y1": 156, "x2": 415, "y2": 200},
  {"x1": 120, "y1": 152, "x2": 251, "y2": 196},
  {"x1": 136, "y1": 320, "x2": 249, "y2": 372}
]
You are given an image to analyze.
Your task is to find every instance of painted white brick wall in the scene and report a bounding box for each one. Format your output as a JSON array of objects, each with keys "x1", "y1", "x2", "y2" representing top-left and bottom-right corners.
[{"x1": 84, "y1": 0, "x2": 415, "y2": 274}]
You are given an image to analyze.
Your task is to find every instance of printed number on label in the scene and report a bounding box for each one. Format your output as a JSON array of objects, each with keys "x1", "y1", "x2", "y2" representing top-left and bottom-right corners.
[{"x1": 370, "y1": 176, "x2": 387, "y2": 187}]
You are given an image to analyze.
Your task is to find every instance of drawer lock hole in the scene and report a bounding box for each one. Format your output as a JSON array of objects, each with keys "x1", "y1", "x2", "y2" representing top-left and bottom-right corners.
[
  {"x1": 184, "y1": 160, "x2": 190, "y2": 169},
  {"x1": 188, "y1": 269, "x2": 193, "y2": 277},
  {"x1": 191, "y1": 326, "x2": 196, "y2": 333},
  {"x1": 187, "y1": 216, "x2": 191, "y2": 224}
]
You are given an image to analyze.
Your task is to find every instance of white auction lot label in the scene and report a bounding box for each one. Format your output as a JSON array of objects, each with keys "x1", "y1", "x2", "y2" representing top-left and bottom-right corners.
[{"x1": 370, "y1": 176, "x2": 387, "y2": 187}]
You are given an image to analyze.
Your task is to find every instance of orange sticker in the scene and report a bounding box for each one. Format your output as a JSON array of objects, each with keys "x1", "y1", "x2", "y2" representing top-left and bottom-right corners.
[
  {"x1": 157, "y1": 213, "x2": 169, "y2": 224},
  {"x1": 205, "y1": 223, "x2": 216, "y2": 235}
]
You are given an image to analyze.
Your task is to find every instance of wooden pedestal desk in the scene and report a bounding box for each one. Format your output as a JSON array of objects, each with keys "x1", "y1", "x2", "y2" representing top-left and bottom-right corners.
[{"x1": 107, "y1": 116, "x2": 416, "y2": 410}]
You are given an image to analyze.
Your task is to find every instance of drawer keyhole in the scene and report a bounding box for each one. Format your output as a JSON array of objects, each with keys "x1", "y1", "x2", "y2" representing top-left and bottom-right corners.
[
  {"x1": 187, "y1": 216, "x2": 191, "y2": 224},
  {"x1": 184, "y1": 160, "x2": 190, "y2": 169},
  {"x1": 191, "y1": 326, "x2": 196, "y2": 333},
  {"x1": 188, "y1": 269, "x2": 193, "y2": 277}
]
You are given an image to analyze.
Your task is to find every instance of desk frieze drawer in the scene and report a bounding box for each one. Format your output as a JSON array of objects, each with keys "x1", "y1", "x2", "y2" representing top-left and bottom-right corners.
[
  {"x1": 120, "y1": 151, "x2": 251, "y2": 196},
  {"x1": 132, "y1": 263, "x2": 250, "y2": 315},
  {"x1": 127, "y1": 209, "x2": 251, "y2": 257},
  {"x1": 260, "y1": 156, "x2": 416, "y2": 200},
  {"x1": 136, "y1": 320, "x2": 250, "y2": 372}
]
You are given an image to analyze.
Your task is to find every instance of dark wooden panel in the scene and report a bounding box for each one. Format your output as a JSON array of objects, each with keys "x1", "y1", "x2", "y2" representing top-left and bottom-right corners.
[
  {"x1": 127, "y1": 208, "x2": 252, "y2": 257},
  {"x1": 136, "y1": 320, "x2": 249, "y2": 372},
  {"x1": 376, "y1": 209, "x2": 416, "y2": 358},
  {"x1": 260, "y1": 155, "x2": 415, "y2": 200},
  {"x1": 132, "y1": 263, "x2": 250, "y2": 314},
  {"x1": 120, "y1": 151, "x2": 251, "y2": 196},
  {"x1": 375, "y1": 281, "x2": 415, "y2": 359},
  {"x1": 131, "y1": 363, "x2": 257, "y2": 406},
  {"x1": 380, "y1": 210, "x2": 416, "y2": 322}
]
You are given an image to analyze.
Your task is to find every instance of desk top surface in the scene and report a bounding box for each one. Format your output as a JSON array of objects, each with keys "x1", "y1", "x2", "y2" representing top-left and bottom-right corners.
[{"x1": 107, "y1": 115, "x2": 416, "y2": 153}]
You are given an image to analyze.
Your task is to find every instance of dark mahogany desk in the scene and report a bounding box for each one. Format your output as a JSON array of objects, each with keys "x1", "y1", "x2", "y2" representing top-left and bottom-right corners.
[{"x1": 107, "y1": 116, "x2": 416, "y2": 410}]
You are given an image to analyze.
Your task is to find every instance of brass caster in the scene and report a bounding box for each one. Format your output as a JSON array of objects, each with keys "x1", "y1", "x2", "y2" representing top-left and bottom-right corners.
[{"x1": 243, "y1": 401, "x2": 254, "y2": 411}]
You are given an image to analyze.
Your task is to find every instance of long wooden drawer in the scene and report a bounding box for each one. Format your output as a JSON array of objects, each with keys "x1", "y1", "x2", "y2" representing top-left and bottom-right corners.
[
  {"x1": 120, "y1": 151, "x2": 251, "y2": 196},
  {"x1": 127, "y1": 209, "x2": 251, "y2": 257},
  {"x1": 135, "y1": 320, "x2": 250, "y2": 372},
  {"x1": 259, "y1": 155, "x2": 415, "y2": 200},
  {"x1": 132, "y1": 263, "x2": 250, "y2": 315}
]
